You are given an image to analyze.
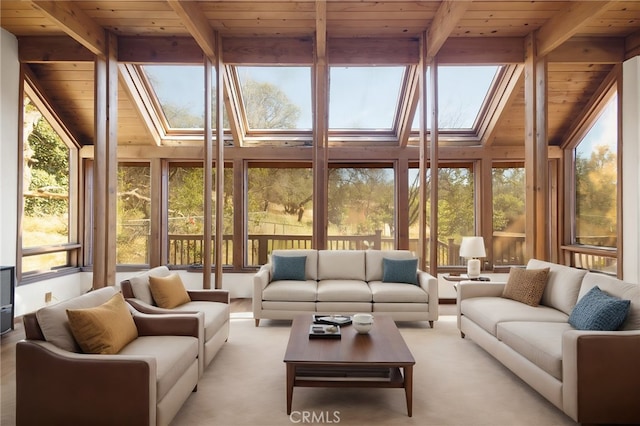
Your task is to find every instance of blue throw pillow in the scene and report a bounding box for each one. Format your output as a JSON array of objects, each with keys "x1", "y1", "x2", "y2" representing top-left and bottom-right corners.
[
  {"x1": 568, "y1": 286, "x2": 631, "y2": 331},
  {"x1": 382, "y1": 258, "x2": 418, "y2": 285},
  {"x1": 271, "y1": 255, "x2": 307, "y2": 281}
]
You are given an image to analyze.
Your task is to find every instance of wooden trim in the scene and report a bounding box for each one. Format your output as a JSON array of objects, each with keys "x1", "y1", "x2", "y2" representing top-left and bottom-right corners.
[
  {"x1": 149, "y1": 158, "x2": 162, "y2": 267},
  {"x1": 233, "y1": 159, "x2": 245, "y2": 269},
  {"x1": 396, "y1": 158, "x2": 409, "y2": 250},
  {"x1": 616, "y1": 71, "x2": 623, "y2": 278},
  {"x1": 224, "y1": 66, "x2": 247, "y2": 147},
  {"x1": 626, "y1": 30, "x2": 640, "y2": 60},
  {"x1": 397, "y1": 65, "x2": 420, "y2": 148},
  {"x1": 215, "y1": 33, "x2": 225, "y2": 289}
]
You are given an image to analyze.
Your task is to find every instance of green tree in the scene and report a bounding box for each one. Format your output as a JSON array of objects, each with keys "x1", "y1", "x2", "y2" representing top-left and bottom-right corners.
[{"x1": 241, "y1": 79, "x2": 301, "y2": 129}]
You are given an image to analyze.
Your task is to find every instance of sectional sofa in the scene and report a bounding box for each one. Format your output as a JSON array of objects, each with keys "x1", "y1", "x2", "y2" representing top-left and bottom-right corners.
[
  {"x1": 457, "y1": 259, "x2": 640, "y2": 424},
  {"x1": 253, "y1": 249, "x2": 438, "y2": 327}
]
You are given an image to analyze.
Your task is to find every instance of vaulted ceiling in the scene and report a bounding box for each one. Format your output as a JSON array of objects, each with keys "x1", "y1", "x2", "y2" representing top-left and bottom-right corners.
[{"x1": 2, "y1": 1, "x2": 640, "y2": 150}]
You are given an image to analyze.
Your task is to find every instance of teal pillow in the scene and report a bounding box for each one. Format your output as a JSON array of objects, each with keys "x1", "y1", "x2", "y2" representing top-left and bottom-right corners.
[
  {"x1": 271, "y1": 255, "x2": 307, "y2": 281},
  {"x1": 569, "y1": 286, "x2": 630, "y2": 331},
  {"x1": 382, "y1": 258, "x2": 418, "y2": 285}
]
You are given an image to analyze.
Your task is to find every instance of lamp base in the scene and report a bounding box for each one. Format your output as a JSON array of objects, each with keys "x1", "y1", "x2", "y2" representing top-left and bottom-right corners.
[{"x1": 467, "y1": 258, "x2": 481, "y2": 279}]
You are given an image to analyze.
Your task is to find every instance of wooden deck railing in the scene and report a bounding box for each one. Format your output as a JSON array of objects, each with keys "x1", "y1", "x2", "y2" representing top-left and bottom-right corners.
[{"x1": 166, "y1": 232, "x2": 528, "y2": 268}]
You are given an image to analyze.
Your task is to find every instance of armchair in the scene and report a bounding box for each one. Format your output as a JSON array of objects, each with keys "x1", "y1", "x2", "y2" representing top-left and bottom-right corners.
[
  {"x1": 120, "y1": 266, "x2": 230, "y2": 375},
  {"x1": 16, "y1": 286, "x2": 200, "y2": 426}
]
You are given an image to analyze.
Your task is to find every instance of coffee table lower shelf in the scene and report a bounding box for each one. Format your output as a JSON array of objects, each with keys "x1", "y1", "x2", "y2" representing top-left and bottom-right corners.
[{"x1": 286, "y1": 364, "x2": 413, "y2": 416}]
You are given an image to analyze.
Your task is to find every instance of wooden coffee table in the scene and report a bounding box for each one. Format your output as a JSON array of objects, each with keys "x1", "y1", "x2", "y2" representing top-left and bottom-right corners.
[{"x1": 283, "y1": 314, "x2": 415, "y2": 416}]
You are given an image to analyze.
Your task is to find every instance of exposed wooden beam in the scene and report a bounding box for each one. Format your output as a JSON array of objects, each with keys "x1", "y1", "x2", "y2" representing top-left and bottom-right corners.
[
  {"x1": 167, "y1": 0, "x2": 216, "y2": 60},
  {"x1": 329, "y1": 38, "x2": 419, "y2": 65},
  {"x1": 224, "y1": 37, "x2": 313, "y2": 64},
  {"x1": 118, "y1": 36, "x2": 203, "y2": 64},
  {"x1": 536, "y1": 1, "x2": 616, "y2": 57},
  {"x1": 118, "y1": 64, "x2": 162, "y2": 146},
  {"x1": 426, "y1": 0, "x2": 472, "y2": 61},
  {"x1": 547, "y1": 37, "x2": 624, "y2": 64},
  {"x1": 626, "y1": 29, "x2": 640, "y2": 60},
  {"x1": 30, "y1": 1, "x2": 106, "y2": 57},
  {"x1": 438, "y1": 37, "x2": 523, "y2": 64},
  {"x1": 19, "y1": 36, "x2": 94, "y2": 63}
]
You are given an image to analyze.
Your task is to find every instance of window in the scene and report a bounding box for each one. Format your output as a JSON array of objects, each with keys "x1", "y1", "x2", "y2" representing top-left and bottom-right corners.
[
  {"x1": 117, "y1": 163, "x2": 151, "y2": 265},
  {"x1": 246, "y1": 164, "x2": 313, "y2": 266},
  {"x1": 573, "y1": 93, "x2": 618, "y2": 273},
  {"x1": 236, "y1": 66, "x2": 312, "y2": 130},
  {"x1": 411, "y1": 65, "x2": 501, "y2": 131},
  {"x1": 167, "y1": 163, "x2": 233, "y2": 266},
  {"x1": 492, "y1": 164, "x2": 525, "y2": 267},
  {"x1": 328, "y1": 165, "x2": 395, "y2": 250},
  {"x1": 21, "y1": 97, "x2": 77, "y2": 276},
  {"x1": 141, "y1": 65, "x2": 207, "y2": 130},
  {"x1": 329, "y1": 67, "x2": 406, "y2": 131}
]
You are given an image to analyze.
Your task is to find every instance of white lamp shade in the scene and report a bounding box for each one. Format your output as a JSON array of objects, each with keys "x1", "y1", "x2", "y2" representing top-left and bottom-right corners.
[{"x1": 459, "y1": 236, "x2": 486, "y2": 259}]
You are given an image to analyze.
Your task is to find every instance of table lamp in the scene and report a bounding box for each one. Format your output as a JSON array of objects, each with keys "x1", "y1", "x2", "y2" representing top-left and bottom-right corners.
[{"x1": 459, "y1": 236, "x2": 486, "y2": 278}]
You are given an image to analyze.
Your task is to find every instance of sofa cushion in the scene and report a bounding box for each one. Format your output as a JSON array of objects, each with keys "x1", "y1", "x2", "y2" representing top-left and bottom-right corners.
[
  {"x1": 263, "y1": 280, "x2": 318, "y2": 302},
  {"x1": 365, "y1": 250, "x2": 414, "y2": 282},
  {"x1": 170, "y1": 301, "x2": 230, "y2": 341},
  {"x1": 66, "y1": 292, "x2": 138, "y2": 354},
  {"x1": 272, "y1": 255, "x2": 307, "y2": 281},
  {"x1": 569, "y1": 286, "x2": 631, "y2": 331},
  {"x1": 318, "y1": 250, "x2": 366, "y2": 281},
  {"x1": 119, "y1": 335, "x2": 198, "y2": 401},
  {"x1": 579, "y1": 272, "x2": 640, "y2": 330},
  {"x1": 382, "y1": 257, "x2": 418, "y2": 285},
  {"x1": 369, "y1": 281, "x2": 428, "y2": 303},
  {"x1": 497, "y1": 321, "x2": 571, "y2": 381},
  {"x1": 502, "y1": 267, "x2": 549, "y2": 307},
  {"x1": 35, "y1": 286, "x2": 119, "y2": 352},
  {"x1": 527, "y1": 259, "x2": 586, "y2": 315},
  {"x1": 317, "y1": 280, "x2": 372, "y2": 302},
  {"x1": 460, "y1": 297, "x2": 569, "y2": 337},
  {"x1": 271, "y1": 249, "x2": 318, "y2": 281},
  {"x1": 128, "y1": 265, "x2": 171, "y2": 306},
  {"x1": 149, "y1": 273, "x2": 191, "y2": 309}
]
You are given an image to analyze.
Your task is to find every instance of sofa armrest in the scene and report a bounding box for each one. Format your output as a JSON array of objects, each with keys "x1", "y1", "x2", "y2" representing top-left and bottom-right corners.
[
  {"x1": 133, "y1": 311, "x2": 203, "y2": 338},
  {"x1": 562, "y1": 330, "x2": 640, "y2": 424},
  {"x1": 17, "y1": 340, "x2": 156, "y2": 425},
  {"x1": 253, "y1": 264, "x2": 271, "y2": 318},
  {"x1": 188, "y1": 289, "x2": 229, "y2": 304}
]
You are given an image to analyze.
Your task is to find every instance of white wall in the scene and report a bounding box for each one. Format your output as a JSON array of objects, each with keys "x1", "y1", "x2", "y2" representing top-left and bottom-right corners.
[
  {"x1": 623, "y1": 56, "x2": 640, "y2": 283},
  {"x1": 0, "y1": 28, "x2": 19, "y2": 268}
]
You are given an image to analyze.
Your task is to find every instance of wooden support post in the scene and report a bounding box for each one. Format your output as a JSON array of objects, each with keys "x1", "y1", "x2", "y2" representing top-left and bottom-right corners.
[
  {"x1": 92, "y1": 32, "x2": 117, "y2": 288},
  {"x1": 203, "y1": 55, "x2": 213, "y2": 289},
  {"x1": 214, "y1": 32, "x2": 225, "y2": 289},
  {"x1": 524, "y1": 33, "x2": 550, "y2": 261},
  {"x1": 312, "y1": 0, "x2": 328, "y2": 250},
  {"x1": 428, "y1": 58, "x2": 440, "y2": 276}
]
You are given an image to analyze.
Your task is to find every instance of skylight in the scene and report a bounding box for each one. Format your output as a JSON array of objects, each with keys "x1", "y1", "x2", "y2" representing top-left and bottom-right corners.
[
  {"x1": 329, "y1": 66, "x2": 406, "y2": 131},
  {"x1": 236, "y1": 66, "x2": 312, "y2": 130},
  {"x1": 412, "y1": 65, "x2": 501, "y2": 131},
  {"x1": 142, "y1": 65, "x2": 208, "y2": 130}
]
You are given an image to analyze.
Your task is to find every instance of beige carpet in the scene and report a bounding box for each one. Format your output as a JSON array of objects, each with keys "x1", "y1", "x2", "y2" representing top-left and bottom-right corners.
[{"x1": 171, "y1": 314, "x2": 576, "y2": 426}]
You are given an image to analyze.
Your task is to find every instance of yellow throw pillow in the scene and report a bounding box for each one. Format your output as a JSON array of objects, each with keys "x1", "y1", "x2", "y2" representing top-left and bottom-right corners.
[
  {"x1": 502, "y1": 267, "x2": 550, "y2": 307},
  {"x1": 148, "y1": 273, "x2": 191, "y2": 309},
  {"x1": 66, "y1": 292, "x2": 138, "y2": 354}
]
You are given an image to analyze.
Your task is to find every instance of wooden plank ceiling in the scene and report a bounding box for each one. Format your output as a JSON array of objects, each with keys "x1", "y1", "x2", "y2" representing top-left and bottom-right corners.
[{"x1": 2, "y1": 1, "x2": 640, "y2": 149}]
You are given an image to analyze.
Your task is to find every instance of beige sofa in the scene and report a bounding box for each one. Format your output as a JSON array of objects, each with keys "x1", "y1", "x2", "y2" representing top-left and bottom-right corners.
[
  {"x1": 120, "y1": 266, "x2": 230, "y2": 376},
  {"x1": 253, "y1": 249, "x2": 438, "y2": 327},
  {"x1": 16, "y1": 286, "x2": 200, "y2": 426},
  {"x1": 457, "y1": 259, "x2": 640, "y2": 424}
]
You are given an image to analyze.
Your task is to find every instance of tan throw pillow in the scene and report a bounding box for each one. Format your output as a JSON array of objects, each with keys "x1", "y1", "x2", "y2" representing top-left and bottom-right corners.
[
  {"x1": 66, "y1": 292, "x2": 138, "y2": 354},
  {"x1": 502, "y1": 267, "x2": 550, "y2": 307},
  {"x1": 148, "y1": 273, "x2": 191, "y2": 308}
]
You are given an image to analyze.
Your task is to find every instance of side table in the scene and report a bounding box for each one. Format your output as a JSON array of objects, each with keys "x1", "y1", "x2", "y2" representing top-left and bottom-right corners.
[{"x1": 443, "y1": 274, "x2": 490, "y2": 282}]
